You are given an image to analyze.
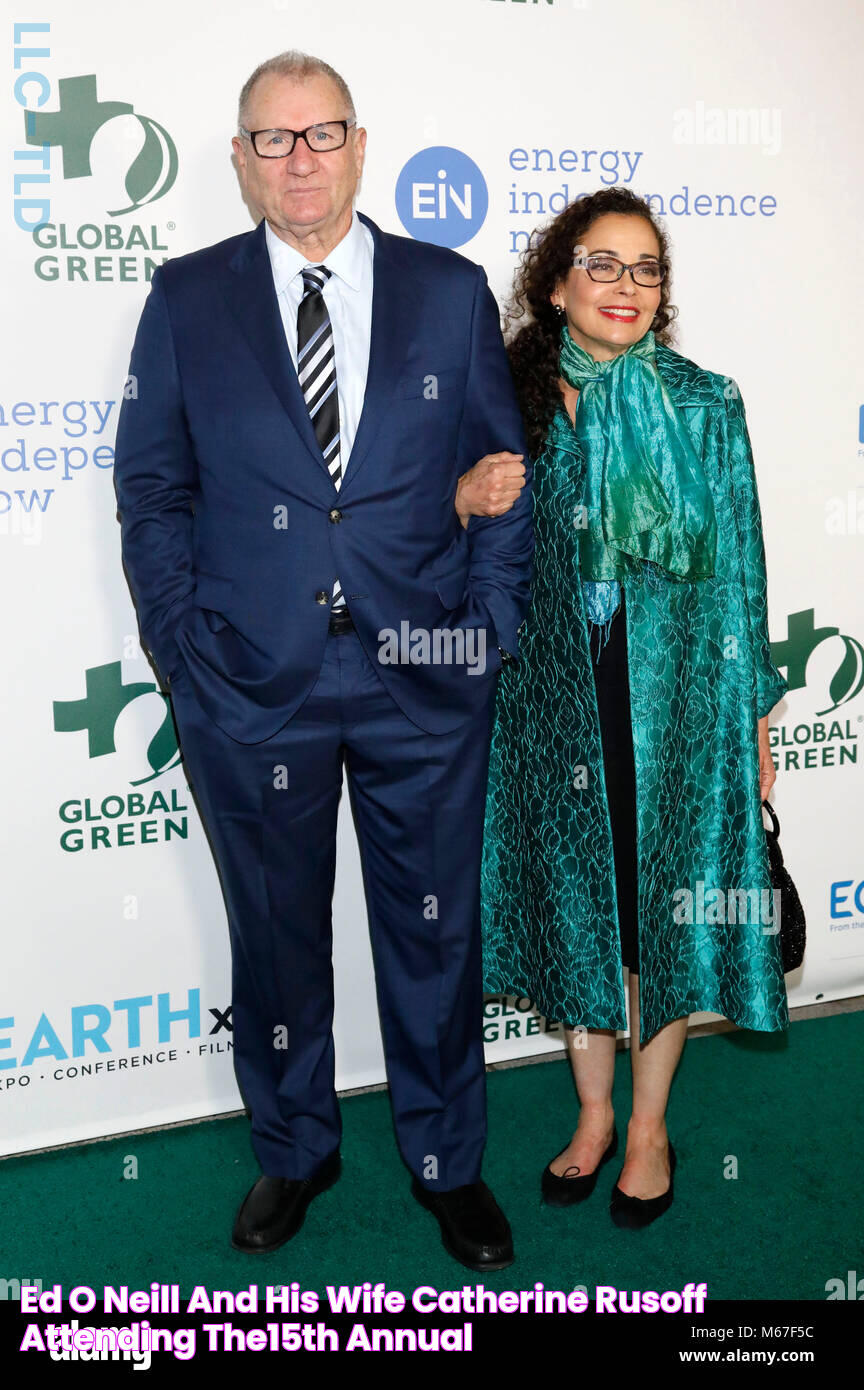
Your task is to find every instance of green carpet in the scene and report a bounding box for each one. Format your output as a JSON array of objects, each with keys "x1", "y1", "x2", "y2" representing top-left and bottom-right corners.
[{"x1": 3, "y1": 1011, "x2": 860, "y2": 1301}]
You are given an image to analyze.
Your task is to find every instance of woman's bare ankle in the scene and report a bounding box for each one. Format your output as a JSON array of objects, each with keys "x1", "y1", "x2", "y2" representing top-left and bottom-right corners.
[{"x1": 576, "y1": 1100, "x2": 615, "y2": 1133}]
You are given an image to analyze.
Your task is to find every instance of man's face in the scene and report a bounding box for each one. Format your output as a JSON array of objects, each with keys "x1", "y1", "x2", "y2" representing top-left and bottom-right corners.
[{"x1": 232, "y1": 72, "x2": 365, "y2": 245}]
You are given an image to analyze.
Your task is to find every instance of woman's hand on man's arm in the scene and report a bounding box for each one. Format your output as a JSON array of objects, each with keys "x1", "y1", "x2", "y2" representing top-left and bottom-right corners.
[{"x1": 455, "y1": 452, "x2": 526, "y2": 528}]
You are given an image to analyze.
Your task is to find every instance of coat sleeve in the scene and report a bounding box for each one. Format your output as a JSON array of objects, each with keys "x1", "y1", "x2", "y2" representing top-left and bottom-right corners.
[
  {"x1": 452, "y1": 265, "x2": 534, "y2": 658},
  {"x1": 724, "y1": 383, "x2": 788, "y2": 719},
  {"x1": 113, "y1": 266, "x2": 198, "y2": 683}
]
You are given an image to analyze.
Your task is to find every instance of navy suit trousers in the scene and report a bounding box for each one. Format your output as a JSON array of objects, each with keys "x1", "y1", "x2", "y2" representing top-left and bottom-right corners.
[{"x1": 169, "y1": 628, "x2": 499, "y2": 1189}]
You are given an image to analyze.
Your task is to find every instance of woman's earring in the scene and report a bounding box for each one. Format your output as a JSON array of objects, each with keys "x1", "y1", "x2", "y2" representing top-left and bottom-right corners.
[{"x1": 554, "y1": 304, "x2": 565, "y2": 317}]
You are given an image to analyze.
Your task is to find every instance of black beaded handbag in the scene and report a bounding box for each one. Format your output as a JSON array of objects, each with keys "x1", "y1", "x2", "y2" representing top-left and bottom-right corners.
[{"x1": 762, "y1": 799, "x2": 806, "y2": 973}]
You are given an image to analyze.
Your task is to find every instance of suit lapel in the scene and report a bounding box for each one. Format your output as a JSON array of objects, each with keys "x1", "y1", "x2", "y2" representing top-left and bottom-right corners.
[
  {"x1": 222, "y1": 212, "x2": 417, "y2": 497},
  {"x1": 337, "y1": 211, "x2": 417, "y2": 497},
  {"x1": 222, "y1": 219, "x2": 335, "y2": 486}
]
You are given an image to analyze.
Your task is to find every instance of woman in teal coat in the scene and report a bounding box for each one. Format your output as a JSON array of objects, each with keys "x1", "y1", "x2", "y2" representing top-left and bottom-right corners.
[{"x1": 458, "y1": 188, "x2": 789, "y2": 1226}]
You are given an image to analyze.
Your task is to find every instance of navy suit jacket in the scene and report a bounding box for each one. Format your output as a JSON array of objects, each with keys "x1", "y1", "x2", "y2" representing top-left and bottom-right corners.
[{"x1": 113, "y1": 211, "x2": 533, "y2": 743}]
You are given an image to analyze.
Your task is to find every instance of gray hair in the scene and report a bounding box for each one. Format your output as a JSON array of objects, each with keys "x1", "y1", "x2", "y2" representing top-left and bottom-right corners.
[{"x1": 237, "y1": 51, "x2": 356, "y2": 130}]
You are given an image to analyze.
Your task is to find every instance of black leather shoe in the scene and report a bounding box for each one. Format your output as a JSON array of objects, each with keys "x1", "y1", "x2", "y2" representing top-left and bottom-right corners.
[
  {"x1": 231, "y1": 1150, "x2": 341, "y2": 1252},
  {"x1": 411, "y1": 1177, "x2": 514, "y2": 1271},
  {"x1": 542, "y1": 1128, "x2": 618, "y2": 1206},
  {"x1": 610, "y1": 1143, "x2": 676, "y2": 1228}
]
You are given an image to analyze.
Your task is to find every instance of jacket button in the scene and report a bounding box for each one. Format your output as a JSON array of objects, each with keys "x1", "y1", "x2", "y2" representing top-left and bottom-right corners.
[
  {"x1": 329, "y1": 508, "x2": 343, "y2": 523},
  {"x1": 315, "y1": 590, "x2": 329, "y2": 605}
]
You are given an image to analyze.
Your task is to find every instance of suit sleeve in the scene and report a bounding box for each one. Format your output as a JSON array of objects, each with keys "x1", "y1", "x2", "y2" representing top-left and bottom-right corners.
[
  {"x1": 453, "y1": 266, "x2": 534, "y2": 658},
  {"x1": 113, "y1": 266, "x2": 198, "y2": 683},
  {"x1": 725, "y1": 383, "x2": 788, "y2": 720}
]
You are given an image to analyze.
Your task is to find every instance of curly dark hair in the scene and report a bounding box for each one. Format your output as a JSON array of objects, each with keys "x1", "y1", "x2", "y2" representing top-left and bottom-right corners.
[{"x1": 505, "y1": 188, "x2": 678, "y2": 457}]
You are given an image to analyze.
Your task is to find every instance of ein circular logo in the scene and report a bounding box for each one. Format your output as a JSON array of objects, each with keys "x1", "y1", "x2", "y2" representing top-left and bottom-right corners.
[{"x1": 395, "y1": 146, "x2": 488, "y2": 248}]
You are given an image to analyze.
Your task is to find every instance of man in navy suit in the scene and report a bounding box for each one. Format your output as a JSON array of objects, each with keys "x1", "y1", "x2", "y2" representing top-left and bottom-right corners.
[{"x1": 113, "y1": 50, "x2": 532, "y2": 1270}]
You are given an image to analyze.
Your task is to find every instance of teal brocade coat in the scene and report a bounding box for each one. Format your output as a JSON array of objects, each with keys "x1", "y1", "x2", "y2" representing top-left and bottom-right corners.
[{"x1": 480, "y1": 343, "x2": 790, "y2": 1043}]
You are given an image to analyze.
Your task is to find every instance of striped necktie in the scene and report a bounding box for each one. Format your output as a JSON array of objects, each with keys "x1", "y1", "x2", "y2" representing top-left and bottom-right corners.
[{"x1": 298, "y1": 264, "x2": 344, "y2": 611}]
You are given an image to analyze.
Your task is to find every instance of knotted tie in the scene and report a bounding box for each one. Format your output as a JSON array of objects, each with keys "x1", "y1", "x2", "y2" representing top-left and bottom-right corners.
[{"x1": 298, "y1": 265, "x2": 344, "y2": 611}]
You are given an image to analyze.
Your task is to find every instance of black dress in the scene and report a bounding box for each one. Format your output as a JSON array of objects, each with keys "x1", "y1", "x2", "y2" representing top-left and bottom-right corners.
[{"x1": 589, "y1": 591, "x2": 640, "y2": 974}]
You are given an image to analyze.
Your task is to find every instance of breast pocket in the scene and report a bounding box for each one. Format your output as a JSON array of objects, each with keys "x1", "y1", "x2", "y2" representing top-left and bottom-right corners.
[{"x1": 394, "y1": 365, "x2": 465, "y2": 401}]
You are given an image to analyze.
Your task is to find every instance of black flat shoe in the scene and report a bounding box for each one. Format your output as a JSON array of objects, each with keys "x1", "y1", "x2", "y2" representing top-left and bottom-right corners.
[
  {"x1": 610, "y1": 1143, "x2": 676, "y2": 1228},
  {"x1": 542, "y1": 1128, "x2": 619, "y2": 1206},
  {"x1": 411, "y1": 1177, "x2": 514, "y2": 1271},
  {"x1": 231, "y1": 1150, "x2": 341, "y2": 1252}
]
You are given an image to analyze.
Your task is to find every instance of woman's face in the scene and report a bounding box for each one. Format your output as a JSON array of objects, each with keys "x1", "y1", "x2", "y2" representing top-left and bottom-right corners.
[{"x1": 552, "y1": 213, "x2": 663, "y2": 362}]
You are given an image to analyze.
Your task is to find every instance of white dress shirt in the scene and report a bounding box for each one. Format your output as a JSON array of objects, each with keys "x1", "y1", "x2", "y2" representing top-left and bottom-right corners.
[
  {"x1": 266, "y1": 211, "x2": 373, "y2": 611},
  {"x1": 265, "y1": 211, "x2": 374, "y2": 472}
]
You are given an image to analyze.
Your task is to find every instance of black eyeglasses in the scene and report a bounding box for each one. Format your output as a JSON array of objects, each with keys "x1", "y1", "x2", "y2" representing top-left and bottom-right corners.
[
  {"x1": 573, "y1": 253, "x2": 667, "y2": 287},
  {"x1": 238, "y1": 119, "x2": 356, "y2": 157}
]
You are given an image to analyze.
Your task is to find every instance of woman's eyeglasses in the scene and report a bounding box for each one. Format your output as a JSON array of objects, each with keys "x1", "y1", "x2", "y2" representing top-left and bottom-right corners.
[{"x1": 573, "y1": 253, "x2": 667, "y2": 287}]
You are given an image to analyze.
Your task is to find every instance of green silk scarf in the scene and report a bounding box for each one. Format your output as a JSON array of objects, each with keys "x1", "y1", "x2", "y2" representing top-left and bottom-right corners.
[{"x1": 559, "y1": 327, "x2": 718, "y2": 589}]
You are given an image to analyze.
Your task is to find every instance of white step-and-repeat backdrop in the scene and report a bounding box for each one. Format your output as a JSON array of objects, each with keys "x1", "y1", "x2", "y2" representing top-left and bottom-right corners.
[{"x1": 3, "y1": 0, "x2": 862, "y2": 1157}]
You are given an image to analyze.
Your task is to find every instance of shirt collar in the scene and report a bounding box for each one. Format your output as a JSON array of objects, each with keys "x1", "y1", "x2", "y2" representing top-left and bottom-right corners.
[{"x1": 265, "y1": 210, "x2": 371, "y2": 294}]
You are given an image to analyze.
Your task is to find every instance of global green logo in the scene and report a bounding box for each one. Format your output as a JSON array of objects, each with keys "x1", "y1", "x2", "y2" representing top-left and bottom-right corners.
[
  {"x1": 53, "y1": 661, "x2": 180, "y2": 784},
  {"x1": 25, "y1": 74, "x2": 178, "y2": 216},
  {"x1": 771, "y1": 609, "x2": 864, "y2": 715}
]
